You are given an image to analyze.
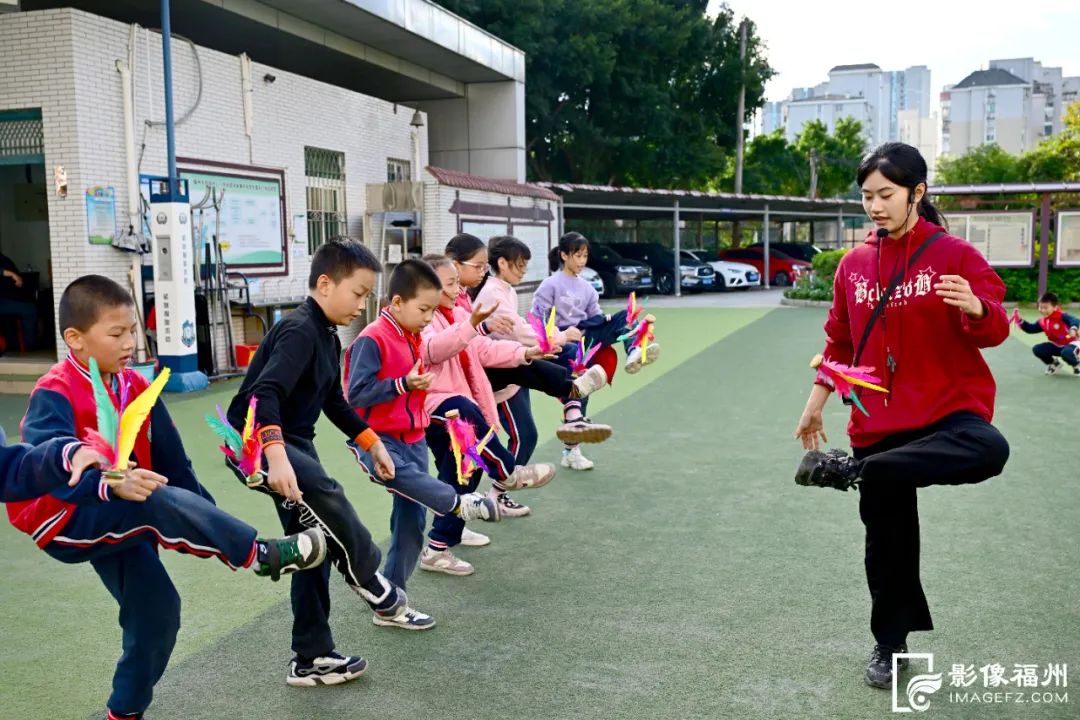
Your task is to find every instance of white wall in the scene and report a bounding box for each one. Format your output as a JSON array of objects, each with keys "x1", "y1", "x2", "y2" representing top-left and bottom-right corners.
[{"x1": 0, "y1": 8, "x2": 427, "y2": 364}]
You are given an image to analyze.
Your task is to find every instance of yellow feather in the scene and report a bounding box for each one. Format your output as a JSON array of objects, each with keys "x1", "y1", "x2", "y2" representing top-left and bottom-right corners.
[
  {"x1": 843, "y1": 375, "x2": 889, "y2": 394},
  {"x1": 242, "y1": 401, "x2": 255, "y2": 442},
  {"x1": 114, "y1": 368, "x2": 171, "y2": 470},
  {"x1": 545, "y1": 307, "x2": 557, "y2": 345}
]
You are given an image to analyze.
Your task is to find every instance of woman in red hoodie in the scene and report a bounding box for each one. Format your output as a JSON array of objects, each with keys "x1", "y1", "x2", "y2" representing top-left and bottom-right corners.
[{"x1": 792, "y1": 142, "x2": 1011, "y2": 690}]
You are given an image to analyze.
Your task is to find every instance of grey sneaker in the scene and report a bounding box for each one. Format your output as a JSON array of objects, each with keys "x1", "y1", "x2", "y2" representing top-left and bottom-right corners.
[
  {"x1": 502, "y1": 463, "x2": 557, "y2": 491},
  {"x1": 254, "y1": 528, "x2": 327, "y2": 581},
  {"x1": 571, "y1": 364, "x2": 608, "y2": 398},
  {"x1": 794, "y1": 449, "x2": 862, "y2": 491},
  {"x1": 287, "y1": 652, "x2": 367, "y2": 687},
  {"x1": 556, "y1": 418, "x2": 613, "y2": 444},
  {"x1": 420, "y1": 548, "x2": 475, "y2": 576},
  {"x1": 491, "y1": 490, "x2": 531, "y2": 517},
  {"x1": 457, "y1": 492, "x2": 500, "y2": 522}
]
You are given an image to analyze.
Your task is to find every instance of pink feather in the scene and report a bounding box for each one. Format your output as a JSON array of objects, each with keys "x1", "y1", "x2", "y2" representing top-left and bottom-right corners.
[
  {"x1": 1010, "y1": 308, "x2": 1023, "y2": 326},
  {"x1": 82, "y1": 428, "x2": 118, "y2": 467},
  {"x1": 815, "y1": 359, "x2": 884, "y2": 398},
  {"x1": 526, "y1": 312, "x2": 554, "y2": 353},
  {"x1": 570, "y1": 340, "x2": 601, "y2": 375}
]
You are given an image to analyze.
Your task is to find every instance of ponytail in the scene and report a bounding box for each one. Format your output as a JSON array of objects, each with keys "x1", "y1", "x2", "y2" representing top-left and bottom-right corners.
[{"x1": 917, "y1": 195, "x2": 947, "y2": 230}]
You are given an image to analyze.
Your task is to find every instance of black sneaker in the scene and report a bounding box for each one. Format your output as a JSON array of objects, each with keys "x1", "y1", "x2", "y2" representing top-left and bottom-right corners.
[
  {"x1": 287, "y1": 652, "x2": 368, "y2": 687},
  {"x1": 254, "y1": 528, "x2": 328, "y2": 581},
  {"x1": 794, "y1": 449, "x2": 861, "y2": 491},
  {"x1": 865, "y1": 643, "x2": 908, "y2": 689}
]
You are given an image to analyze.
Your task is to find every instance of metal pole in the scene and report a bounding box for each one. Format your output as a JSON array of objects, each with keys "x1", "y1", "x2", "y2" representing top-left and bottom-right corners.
[
  {"x1": 674, "y1": 200, "x2": 681, "y2": 298},
  {"x1": 161, "y1": 0, "x2": 178, "y2": 196},
  {"x1": 1038, "y1": 192, "x2": 1051, "y2": 297},
  {"x1": 763, "y1": 204, "x2": 771, "y2": 289},
  {"x1": 734, "y1": 20, "x2": 747, "y2": 194}
]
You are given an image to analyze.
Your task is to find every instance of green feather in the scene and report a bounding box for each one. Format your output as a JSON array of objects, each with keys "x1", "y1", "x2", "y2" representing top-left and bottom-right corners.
[
  {"x1": 849, "y1": 389, "x2": 870, "y2": 417},
  {"x1": 88, "y1": 356, "x2": 119, "y2": 448},
  {"x1": 205, "y1": 412, "x2": 243, "y2": 454}
]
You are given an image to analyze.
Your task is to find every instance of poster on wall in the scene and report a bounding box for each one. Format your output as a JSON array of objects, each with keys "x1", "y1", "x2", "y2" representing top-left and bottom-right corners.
[
  {"x1": 140, "y1": 161, "x2": 287, "y2": 275},
  {"x1": 943, "y1": 211, "x2": 1034, "y2": 267},
  {"x1": 509, "y1": 223, "x2": 552, "y2": 283},
  {"x1": 86, "y1": 186, "x2": 117, "y2": 245},
  {"x1": 1055, "y1": 211, "x2": 1080, "y2": 267}
]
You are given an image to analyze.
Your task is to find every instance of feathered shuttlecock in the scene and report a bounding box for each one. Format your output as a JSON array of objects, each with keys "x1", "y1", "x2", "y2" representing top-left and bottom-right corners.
[
  {"x1": 569, "y1": 339, "x2": 600, "y2": 376},
  {"x1": 445, "y1": 410, "x2": 495, "y2": 485},
  {"x1": 206, "y1": 397, "x2": 263, "y2": 486},
  {"x1": 1010, "y1": 308, "x2": 1023, "y2": 326},
  {"x1": 82, "y1": 357, "x2": 171, "y2": 484},
  {"x1": 811, "y1": 354, "x2": 888, "y2": 417},
  {"x1": 526, "y1": 307, "x2": 558, "y2": 354},
  {"x1": 617, "y1": 319, "x2": 656, "y2": 367},
  {"x1": 626, "y1": 292, "x2": 646, "y2": 327}
]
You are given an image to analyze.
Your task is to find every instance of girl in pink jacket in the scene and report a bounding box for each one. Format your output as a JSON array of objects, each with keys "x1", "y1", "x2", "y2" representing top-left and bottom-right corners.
[
  {"x1": 472, "y1": 235, "x2": 612, "y2": 475},
  {"x1": 417, "y1": 255, "x2": 557, "y2": 575}
]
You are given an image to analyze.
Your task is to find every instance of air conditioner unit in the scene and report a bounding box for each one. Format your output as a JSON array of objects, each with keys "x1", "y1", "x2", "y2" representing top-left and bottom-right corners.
[{"x1": 366, "y1": 182, "x2": 423, "y2": 213}]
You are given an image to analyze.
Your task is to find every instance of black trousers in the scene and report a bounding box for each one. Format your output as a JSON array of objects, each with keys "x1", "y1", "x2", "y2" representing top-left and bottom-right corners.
[
  {"x1": 854, "y1": 412, "x2": 1009, "y2": 647},
  {"x1": 485, "y1": 360, "x2": 573, "y2": 399},
  {"x1": 229, "y1": 435, "x2": 385, "y2": 659}
]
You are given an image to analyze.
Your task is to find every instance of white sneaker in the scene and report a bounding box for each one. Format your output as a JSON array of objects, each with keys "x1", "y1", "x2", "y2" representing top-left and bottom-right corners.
[
  {"x1": 625, "y1": 343, "x2": 661, "y2": 374},
  {"x1": 572, "y1": 364, "x2": 608, "y2": 398},
  {"x1": 561, "y1": 446, "x2": 595, "y2": 471},
  {"x1": 419, "y1": 547, "x2": 475, "y2": 576},
  {"x1": 460, "y1": 527, "x2": 491, "y2": 546},
  {"x1": 1046, "y1": 360, "x2": 1060, "y2": 375}
]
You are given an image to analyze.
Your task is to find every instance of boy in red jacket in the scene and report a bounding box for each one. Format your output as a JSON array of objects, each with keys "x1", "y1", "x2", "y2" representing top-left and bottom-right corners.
[{"x1": 1016, "y1": 291, "x2": 1080, "y2": 375}]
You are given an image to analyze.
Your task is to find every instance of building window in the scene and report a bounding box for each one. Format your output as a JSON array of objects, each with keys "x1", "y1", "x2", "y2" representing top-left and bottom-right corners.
[
  {"x1": 387, "y1": 158, "x2": 411, "y2": 183},
  {"x1": 985, "y1": 125, "x2": 996, "y2": 143},
  {"x1": 305, "y1": 146, "x2": 347, "y2": 254}
]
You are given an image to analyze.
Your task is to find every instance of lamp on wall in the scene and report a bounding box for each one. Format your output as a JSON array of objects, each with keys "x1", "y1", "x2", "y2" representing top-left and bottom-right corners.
[{"x1": 410, "y1": 109, "x2": 424, "y2": 128}]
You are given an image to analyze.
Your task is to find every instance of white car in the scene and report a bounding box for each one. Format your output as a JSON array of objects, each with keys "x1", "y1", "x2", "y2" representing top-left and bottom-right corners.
[
  {"x1": 681, "y1": 250, "x2": 761, "y2": 291},
  {"x1": 580, "y1": 266, "x2": 605, "y2": 295}
]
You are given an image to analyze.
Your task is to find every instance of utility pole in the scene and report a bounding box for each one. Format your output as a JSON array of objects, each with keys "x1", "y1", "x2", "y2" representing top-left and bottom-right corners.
[
  {"x1": 732, "y1": 19, "x2": 747, "y2": 246},
  {"x1": 808, "y1": 149, "x2": 818, "y2": 199}
]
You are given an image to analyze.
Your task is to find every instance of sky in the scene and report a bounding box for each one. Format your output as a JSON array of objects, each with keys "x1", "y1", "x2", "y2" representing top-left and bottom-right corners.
[{"x1": 707, "y1": 0, "x2": 1080, "y2": 113}]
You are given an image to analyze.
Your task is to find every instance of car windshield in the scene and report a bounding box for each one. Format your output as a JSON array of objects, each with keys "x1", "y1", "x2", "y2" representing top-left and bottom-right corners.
[{"x1": 592, "y1": 245, "x2": 624, "y2": 263}]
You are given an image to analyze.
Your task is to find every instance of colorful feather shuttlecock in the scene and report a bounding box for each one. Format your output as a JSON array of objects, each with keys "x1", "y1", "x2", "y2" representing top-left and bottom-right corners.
[
  {"x1": 445, "y1": 410, "x2": 495, "y2": 485},
  {"x1": 617, "y1": 320, "x2": 656, "y2": 366},
  {"x1": 526, "y1": 307, "x2": 558, "y2": 354},
  {"x1": 569, "y1": 339, "x2": 601, "y2": 376},
  {"x1": 84, "y1": 356, "x2": 171, "y2": 484},
  {"x1": 206, "y1": 398, "x2": 264, "y2": 487},
  {"x1": 1010, "y1": 308, "x2": 1023, "y2": 326},
  {"x1": 810, "y1": 354, "x2": 888, "y2": 417},
  {"x1": 626, "y1": 292, "x2": 646, "y2": 327}
]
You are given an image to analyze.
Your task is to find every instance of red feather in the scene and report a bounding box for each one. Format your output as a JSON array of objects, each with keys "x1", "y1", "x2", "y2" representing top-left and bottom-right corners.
[{"x1": 82, "y1": 428, "x2": 118, "y2": 467}]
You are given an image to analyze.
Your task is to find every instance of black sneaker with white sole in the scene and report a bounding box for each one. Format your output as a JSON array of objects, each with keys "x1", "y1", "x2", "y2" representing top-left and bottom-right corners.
[
  {"x1": 254, "y1": 528, "x2": 328, "y2": 581},
  {"x1": 287, "y1": 652, "x2": 368, "y2": 687},
  {"x1": 865, "y1": 643, "x2": 908, "y2": 689}
]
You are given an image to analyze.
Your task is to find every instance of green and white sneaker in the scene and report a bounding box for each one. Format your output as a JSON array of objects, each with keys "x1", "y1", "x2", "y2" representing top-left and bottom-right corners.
[{"x1": 254, "y1": 528, "x2": 327, "y2": 581}]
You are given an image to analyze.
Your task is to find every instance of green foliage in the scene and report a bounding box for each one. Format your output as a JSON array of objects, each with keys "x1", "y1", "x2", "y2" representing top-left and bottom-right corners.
[
  {"x1": 437, "y1": 0, "x2": 774, "y2": 186},
  {"x1": 810, "y1": 248, "x2": 846, "y2": 281},
  {"x1": 996, "y1": 267, "x2": 1080, "y2": 304},
  {"x1": 784, "y1": 274, "x2": 833, "y2": 302}
]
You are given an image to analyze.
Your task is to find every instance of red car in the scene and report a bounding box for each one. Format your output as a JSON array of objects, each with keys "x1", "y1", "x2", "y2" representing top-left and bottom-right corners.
[{"x1": 717, "y1": 246, "x2": 812, "y2": 286}]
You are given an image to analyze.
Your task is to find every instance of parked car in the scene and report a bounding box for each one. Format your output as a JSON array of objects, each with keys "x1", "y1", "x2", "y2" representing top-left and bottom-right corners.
[
  {"x1": 606, "y1": 242, "x2": 715, "y2": 295},
  {"x1": 584, "y1": 243, "x2": 653, "y2": 297},
  {"x1": 681, "y1": 250, "x2": 761, "y2": 291},
  {"x1": 746, "y1": 241, "x2": 821, "y2": 263},
  {"x1": 718, "y1": 246, "x2": 811, "y2": 287},
  {"x1": 580, "y1": 266, "x2": 605, "y2": 295}
]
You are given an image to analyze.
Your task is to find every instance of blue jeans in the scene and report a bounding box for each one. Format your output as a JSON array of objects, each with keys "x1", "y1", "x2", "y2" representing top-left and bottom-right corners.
[
  {"x1": 0, "y1": 298, "x2": 38, "y2": 349},
  {"x1": 554, "y1": 309, "x2": 634, "y2": 416},
  {"x1": 352, "y1": 436, "x2": 458, "y2": 590}
]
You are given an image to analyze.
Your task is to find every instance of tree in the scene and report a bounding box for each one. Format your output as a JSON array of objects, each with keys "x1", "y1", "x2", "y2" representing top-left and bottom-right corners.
[
  {"x1": 936, "y1": 144, "x2": 1025, "y2": 184},
  {"x1": 793, "y1": 117, "x2": 866, "y2": 198},
  {"x1": 437, "y1": 0, "x2": 773, "y2": 186}
]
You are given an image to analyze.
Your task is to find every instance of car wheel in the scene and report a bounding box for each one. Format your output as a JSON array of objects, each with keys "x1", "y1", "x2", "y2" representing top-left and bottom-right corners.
[
  {"x1": 773, "y1": 271, "x2": 791, "y2": 287},
  {"x1": 599, "y1": 273, "x2": 614, "y2": 298},
  {"x1": 658, "y1": 272, "x2": 675, "y2": 295},
  {"x1": 714, "y1": 275, "x2": 727, "y2": 292}
]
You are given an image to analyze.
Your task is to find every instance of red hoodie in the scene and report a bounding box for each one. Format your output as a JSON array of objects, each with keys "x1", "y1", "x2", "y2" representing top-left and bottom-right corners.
[{"x1": 822, "y1": 217, "x2": 1009, "y2": 448}]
